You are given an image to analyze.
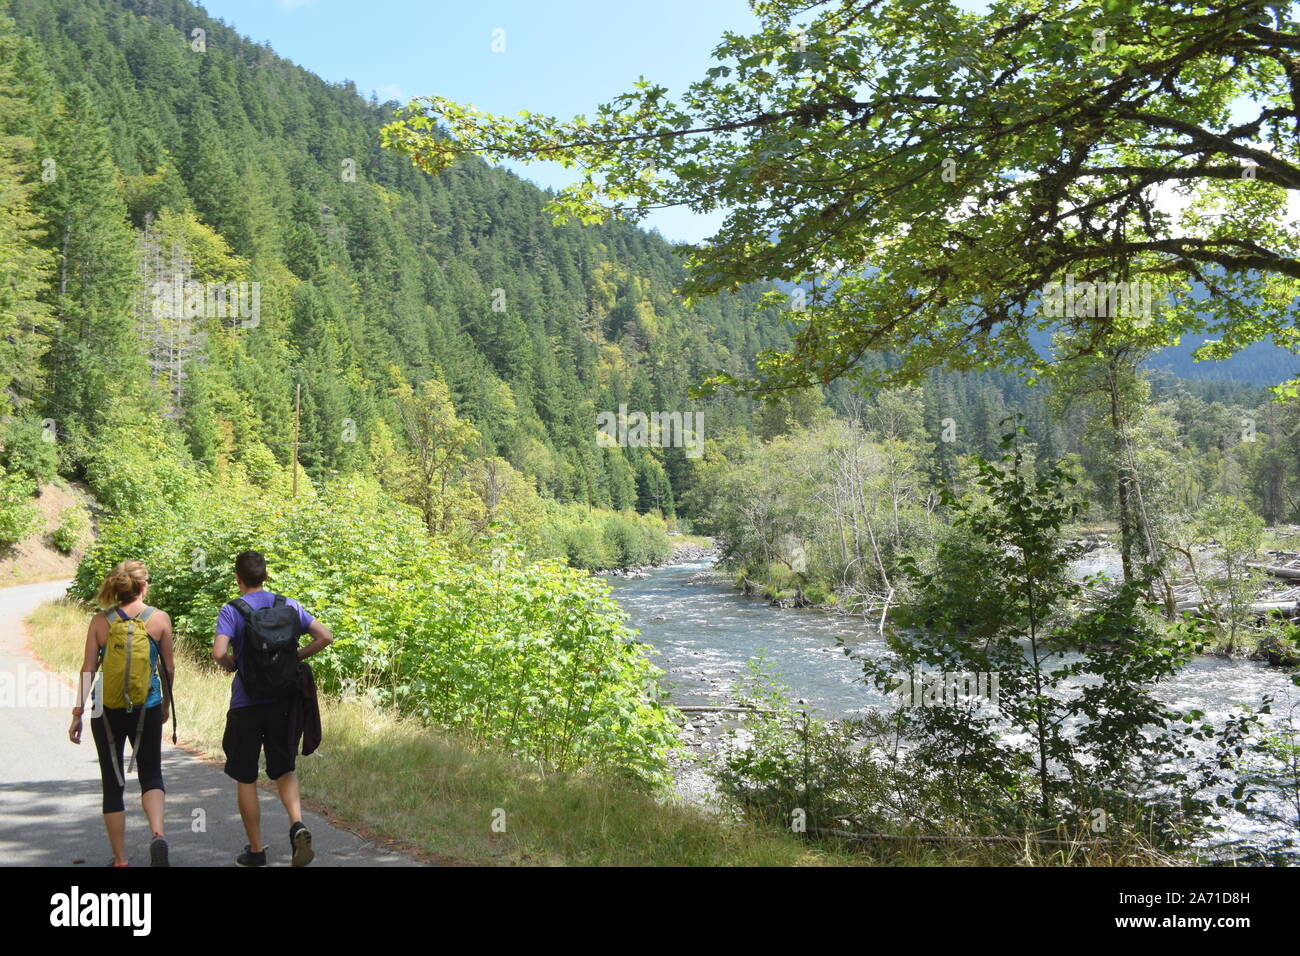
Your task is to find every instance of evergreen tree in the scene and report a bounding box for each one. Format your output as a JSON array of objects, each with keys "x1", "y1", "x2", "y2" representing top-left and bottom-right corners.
[
  {"x1": 35, "y1": 82, "x2": 143, "y2": 458},
  {"x1": 0, "y1": 16, "x2": 53, "y2": 417}
]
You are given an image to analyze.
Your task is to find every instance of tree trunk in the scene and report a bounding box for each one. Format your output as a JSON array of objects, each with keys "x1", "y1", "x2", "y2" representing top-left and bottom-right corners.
[{"x1": 1108, "y1": 370, "x2": 1136, "y2": 585}]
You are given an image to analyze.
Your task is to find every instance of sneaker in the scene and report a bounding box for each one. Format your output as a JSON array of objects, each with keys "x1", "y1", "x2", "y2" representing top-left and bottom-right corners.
[
  {"x1": 236, "y1": 844, "x2": 267, "y2": 867},
  {"x1": 289, "y1": 822, "x2": 314, "y2": 867},
  {"x1": 150, "y1": 836, "x2": 170, "y2": 867}
]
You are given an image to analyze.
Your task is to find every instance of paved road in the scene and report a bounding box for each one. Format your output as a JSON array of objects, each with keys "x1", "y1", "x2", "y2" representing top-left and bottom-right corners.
[{"x1": 0, "y1": 580, "x2": 421, "y2": 867}]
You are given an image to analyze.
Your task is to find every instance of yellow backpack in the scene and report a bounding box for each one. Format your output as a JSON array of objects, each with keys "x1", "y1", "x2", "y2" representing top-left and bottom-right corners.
[
  {"x1": 99, "y1": 606, "x2": 158, "y2": 711},
  {"x1": 97, "y1": 606, "x2": 176, "y2": 787}
]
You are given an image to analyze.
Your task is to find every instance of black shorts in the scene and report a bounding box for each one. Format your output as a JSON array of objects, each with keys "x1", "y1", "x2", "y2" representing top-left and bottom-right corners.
[{"x1": 222, "y1": 700, "x2": 295, "y2": 783}]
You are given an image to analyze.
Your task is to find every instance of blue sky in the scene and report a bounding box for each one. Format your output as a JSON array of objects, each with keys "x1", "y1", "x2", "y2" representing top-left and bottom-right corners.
[{"x1": 199, "y1": 0, "x2": 769, "y2": 243}]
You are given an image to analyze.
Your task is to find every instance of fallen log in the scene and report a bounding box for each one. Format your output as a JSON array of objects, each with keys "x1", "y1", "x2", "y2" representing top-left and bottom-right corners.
[
  {"x1": 1248, "y1": 600, "x2": 1300, "y2": 615},
  {"x1": 1259, "y1": 564, "x2": 1300, "y2": 582},
  {"x1": 1179, "y1": 600, "x2": 1298, "y2": 619}
]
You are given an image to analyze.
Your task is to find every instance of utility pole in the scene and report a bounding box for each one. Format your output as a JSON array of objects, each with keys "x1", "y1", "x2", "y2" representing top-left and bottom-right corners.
[{"x1": 292, "y1": 383, "x2": 301, "y2": 498}]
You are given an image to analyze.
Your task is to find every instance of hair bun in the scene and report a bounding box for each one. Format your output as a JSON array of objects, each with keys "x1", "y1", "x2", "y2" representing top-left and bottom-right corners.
[{"x1": 97, "y1": 559, "x2": 149, "y2": 608}]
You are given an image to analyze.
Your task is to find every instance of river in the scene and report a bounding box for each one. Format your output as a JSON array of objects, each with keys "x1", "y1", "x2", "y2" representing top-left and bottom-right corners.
[{"x1": 608, "y1": 555, "x2": 1300, "y2": 859}]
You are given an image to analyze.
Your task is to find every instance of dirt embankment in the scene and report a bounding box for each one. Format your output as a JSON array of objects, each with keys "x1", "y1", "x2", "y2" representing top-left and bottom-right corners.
[{"x1": 0, "y1": 482, "x2": 93, "y2": 586}]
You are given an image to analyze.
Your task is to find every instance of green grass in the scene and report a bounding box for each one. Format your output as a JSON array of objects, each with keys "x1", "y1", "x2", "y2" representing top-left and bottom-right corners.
[{"x1": 27, "y1": 599, "x2": 859, "y2": 866}]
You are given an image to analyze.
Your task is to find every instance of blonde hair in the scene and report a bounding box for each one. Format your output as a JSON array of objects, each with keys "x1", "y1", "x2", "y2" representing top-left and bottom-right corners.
[{"x1": 97, "y1": 560, "x2": 148, "y2": 609}]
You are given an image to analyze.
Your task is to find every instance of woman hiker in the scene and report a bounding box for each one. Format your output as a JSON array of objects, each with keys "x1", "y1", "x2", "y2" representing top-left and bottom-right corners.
[{"x1": 69, "y1": 559, "x2": 176, "y2": 866}]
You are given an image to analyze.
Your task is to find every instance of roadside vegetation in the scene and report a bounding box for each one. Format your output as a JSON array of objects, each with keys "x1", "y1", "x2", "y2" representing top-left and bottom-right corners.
[
  {"x1": 27, "y1": 600, "x2": 850, "y2": 866},
  {"x1": 73, "y1": 475, "x2": 680, "y2": 786}
]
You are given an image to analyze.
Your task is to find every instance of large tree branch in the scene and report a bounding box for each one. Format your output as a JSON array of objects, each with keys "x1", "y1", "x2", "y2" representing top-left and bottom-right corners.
[{"x1": 1117, "y1": 108, "x2": 1300, "y2": 188}]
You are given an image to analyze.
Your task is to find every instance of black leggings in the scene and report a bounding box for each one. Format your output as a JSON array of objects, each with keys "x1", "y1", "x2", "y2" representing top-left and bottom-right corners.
[{"x1": 90, "y1": 705, "x2": 165, "y2": 814}]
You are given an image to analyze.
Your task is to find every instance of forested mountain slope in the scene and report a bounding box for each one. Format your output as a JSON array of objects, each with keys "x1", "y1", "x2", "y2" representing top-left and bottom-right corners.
[
  {"x1": 3, "y1": 0, "x2": 789, "y2": 515},
  {"x1": 2, "y1": 0, "x2": 1293, "y2": 535}
]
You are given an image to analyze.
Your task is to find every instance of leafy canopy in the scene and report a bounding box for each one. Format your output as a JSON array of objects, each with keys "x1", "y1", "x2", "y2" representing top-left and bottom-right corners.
[{"x1": 383, "y1": 0, "x2": 1300, "y2": 396}]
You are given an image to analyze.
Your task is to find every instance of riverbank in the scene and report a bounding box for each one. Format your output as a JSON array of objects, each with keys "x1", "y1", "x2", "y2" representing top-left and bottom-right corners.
[
  {"x1": 722, "y1": 541, "x2": 1300, "y2": 665},
  {"x1": 611, "y1": 555, "x2": 1300, "y2": 859},
  {"x1": 599, "y1": 538, "x2": 717, "y2": 578}
]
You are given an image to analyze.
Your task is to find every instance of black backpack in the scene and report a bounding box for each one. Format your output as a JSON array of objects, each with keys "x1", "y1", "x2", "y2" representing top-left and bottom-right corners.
[{"x1": 233, "y1": 594, "x2": 301, "y2": 699}]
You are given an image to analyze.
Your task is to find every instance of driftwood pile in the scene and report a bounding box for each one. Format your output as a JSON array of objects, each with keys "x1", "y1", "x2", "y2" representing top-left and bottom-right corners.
[
  {"x1": 1119, "y1": 541, "x2": 1300, "y2": 620},
  {"x1": 1175, "y1": 548, "x2": 1300, "y2": 621},
  {"x1": 1249, "y1": 550, "x2": 1300, "y2": 583}
]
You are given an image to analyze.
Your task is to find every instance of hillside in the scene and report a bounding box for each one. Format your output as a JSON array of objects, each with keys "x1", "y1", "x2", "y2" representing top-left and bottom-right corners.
[
  {"x1": 0, "y1": 481, "x2": 90, "y2": 585},
  {"x1": 1145, "y1": 337, "x2": 1300, "y2": 385},
  {"x1": 2, "y1": 0, "x2": 789, "y2": 517}
]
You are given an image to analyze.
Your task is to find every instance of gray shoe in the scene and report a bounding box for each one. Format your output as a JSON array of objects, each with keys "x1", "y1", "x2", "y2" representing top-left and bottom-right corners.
[{"x1": 290, "y1": 823, "x2": 314, "y2": 867}]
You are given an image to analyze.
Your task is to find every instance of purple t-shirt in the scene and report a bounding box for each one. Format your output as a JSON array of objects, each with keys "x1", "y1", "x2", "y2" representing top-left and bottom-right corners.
[{"x1": 217, "y1": 591, "x2": 315, "y2": 709}]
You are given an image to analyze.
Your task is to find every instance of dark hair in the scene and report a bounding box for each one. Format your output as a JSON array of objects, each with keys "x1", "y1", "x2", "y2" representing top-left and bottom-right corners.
[{"x1": 234, "y1": 550, "x2": 267, "y2": 586}]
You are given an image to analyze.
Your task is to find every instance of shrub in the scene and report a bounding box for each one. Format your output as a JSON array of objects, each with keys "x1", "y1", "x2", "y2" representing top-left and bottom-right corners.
[
  {"x1": 714, "y1": 660, "x2": 864, "y2": 832},
  {"x1": 0, "y1": 465, "x2": 38, "y2": 550},
  {"x1": 562, "y1": 520, "x2": 609, "y2": 569},
  {"x1": 51, "y1": 504, "x2": 90, "y2": 555},
  {"x1": 602, "y1": 515, "x2": 640, "y2": 567},
  {"x1": 802, "y1": 582, "x2": 834, "y2": 605},
  {"x1": 1254, "y1": 623, "x2": 1300, "y2": 668},
  {"x1": 533, "y1": 505, "x2": 670, "y2": 570},
  {"x1": 82, "y1": 417, "x2": 200, "y2": 519},
  {"x1": 0, "y1": 419, "x2": 60, "y2": 483},
  {"x1": 601, "y1": 513, "x2": 671, "y2": 568},
  {"x1": 238, "y1": 441, "x2": 280, "y2": 488},
  {"x1": 74, "y1": 479, "x2": 679, "y2": 786}
]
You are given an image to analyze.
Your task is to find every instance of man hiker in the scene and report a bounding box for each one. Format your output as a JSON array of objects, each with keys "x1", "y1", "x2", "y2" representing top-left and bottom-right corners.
[{"x1": 213, "y1": 550, "x2": 333, "y2": 867}]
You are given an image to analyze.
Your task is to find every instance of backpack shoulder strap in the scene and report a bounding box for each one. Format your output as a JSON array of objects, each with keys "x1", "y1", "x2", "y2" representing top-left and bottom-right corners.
[
  {"x1": 272, "y1": 594, "x2": 286, "y2": 608},
  {"x1": 96, "y1": 608, "x2": 116, "y2": 667},
  {"x1": 141, "y1": 607, "x2": 164, "y2": 647},
  {"x1": 232, "y1": 597, "x2": 255, "y2": 621}
]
